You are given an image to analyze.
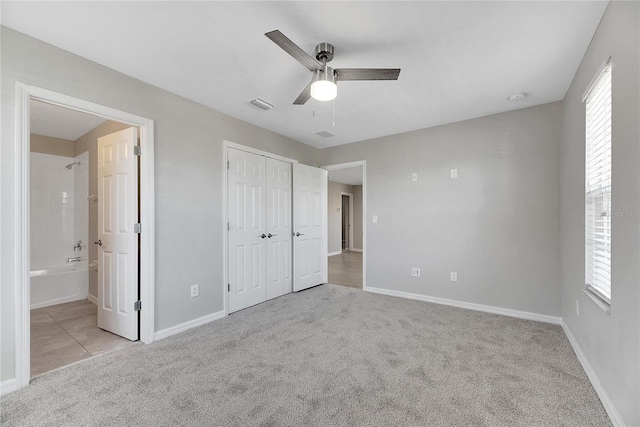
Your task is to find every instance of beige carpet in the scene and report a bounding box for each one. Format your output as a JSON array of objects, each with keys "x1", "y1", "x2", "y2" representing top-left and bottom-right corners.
[{"x1": 1, "y1": 285, "x2": 610, "y2": 426}]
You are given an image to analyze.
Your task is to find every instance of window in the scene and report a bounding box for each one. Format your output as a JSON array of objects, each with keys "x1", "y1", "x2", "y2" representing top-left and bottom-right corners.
[{"x1": 584, "y1": 58, "x2": 612, "y2": 303}]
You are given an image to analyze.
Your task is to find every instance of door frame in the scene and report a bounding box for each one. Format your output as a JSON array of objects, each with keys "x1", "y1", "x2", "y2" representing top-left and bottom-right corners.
[
  {"x1": 340, "y1": 192, "x2": 354, "y2": 251},
  {"x1": 322, "y1": 161, "x2": 367, "y2": 289},
  {"x1": 222, "y1": 141, "x2": 298, "y2": 316},
  {"x1": 14, "y1": 83, "x2": 156, "y2": 390}
]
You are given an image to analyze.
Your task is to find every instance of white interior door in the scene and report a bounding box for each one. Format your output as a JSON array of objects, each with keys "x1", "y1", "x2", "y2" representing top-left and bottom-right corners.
[
  {"x1": 266, "y1": 158, "x2": 293, "y2": 300},
  {"x1": 228, "y1": 149, "x2": 267, "y2": 313},
  {"x1": 293, "y1": 163, "x2": 328, "y2": 291},
  {"x1": 97, "y1": 127, "x2": 139, "y2": 341}
]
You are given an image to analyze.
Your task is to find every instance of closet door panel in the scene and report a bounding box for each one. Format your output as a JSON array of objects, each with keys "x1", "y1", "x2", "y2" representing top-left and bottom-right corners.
[{"x1": 266, "y1": 158, "x2": 293, "y2": 300}]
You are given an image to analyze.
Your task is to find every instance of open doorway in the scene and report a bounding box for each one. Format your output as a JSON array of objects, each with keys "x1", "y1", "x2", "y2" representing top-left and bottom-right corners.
[
  {"x1": 29, "y1": 100, "x2": 139, "y2": 376},
  {"x1": 14, "y1": 84, "x2": 155, "y2": 389},
  {"x1": 324, "y1": 162, "x2": 365, "y2": 289}
]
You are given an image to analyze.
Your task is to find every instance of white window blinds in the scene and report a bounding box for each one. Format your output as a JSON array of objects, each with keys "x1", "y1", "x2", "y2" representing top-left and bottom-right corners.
[{"x1": 584, "y1": 60, "x2": 612, "y2": 302}]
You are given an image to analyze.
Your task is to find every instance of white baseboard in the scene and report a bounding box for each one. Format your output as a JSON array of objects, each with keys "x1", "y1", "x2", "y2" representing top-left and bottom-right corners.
[
  {"x1": 364, "y1": 286, "x2": 562, "y2": 325},
  {"x1": 328, "y1": 251, "x2": 342, "y2": 257},
  {"x1": 561, "y1": 322, "x2": 623, "y2": 426},
  {"x1": 350, "y1": 248, "x2": 362, "y2": 253},
  {"x1": 30, "y1": 293, "x2": 87, "y2": 310},
  {"x1": 1, "y1": 378, "x2": 17, "y2": 396},
  {"x1": 87, "y1": 294, "x2": 97, "y2": 305},
  {"x1": 154, "y1": 310, "x2": 226, "y2": 341}
]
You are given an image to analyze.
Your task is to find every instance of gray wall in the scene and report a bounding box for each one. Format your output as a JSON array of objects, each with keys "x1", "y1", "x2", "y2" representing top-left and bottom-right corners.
[
  {"x1": 559, "y1": 2, "x2": 640, "y2": 425},
  {"x1": 0, "y1": 26, "x2": 320, "y2": 382},
  {"x1": 322, "y1": 102, "x2": 563, "y2": 317},
  {"x1": 327, "y1": 181, "x2": 363, "y2": 254}
]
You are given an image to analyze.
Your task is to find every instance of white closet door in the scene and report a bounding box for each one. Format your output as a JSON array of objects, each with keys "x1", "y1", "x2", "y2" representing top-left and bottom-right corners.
[
  {"x1": 266, "y1": 158, "x2": 293, "y2": 300},
  {"x1": 293, "y1": 163, "x2": 328, "y2": 292},
  {"x1": 97, "y1": 127, "x2": 139, "y2": 340},
  {"x1": 228, "y1": 149, "x2": 267, "y2": 313}
]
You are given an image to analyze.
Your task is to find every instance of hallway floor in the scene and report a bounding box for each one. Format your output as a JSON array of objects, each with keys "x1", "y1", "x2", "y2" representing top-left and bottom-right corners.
[
  {"x1": 31, "y1": 299, "x2": 134, "y2": 377},
  {"x1": 328, "y1": 251, "x2": 363, "y2": 289}
]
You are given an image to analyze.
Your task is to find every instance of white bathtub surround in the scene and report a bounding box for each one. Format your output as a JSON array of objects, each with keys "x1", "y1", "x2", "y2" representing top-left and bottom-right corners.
[
  {"x1": 30, "y1": 153, "x2": 76, "y2": 270},
  {"x1": 30, "y1": 151, "x2": 90, "y2": 308},
  {"x1": 30, "y1": 263, "x2": 89, "y2": 309}
]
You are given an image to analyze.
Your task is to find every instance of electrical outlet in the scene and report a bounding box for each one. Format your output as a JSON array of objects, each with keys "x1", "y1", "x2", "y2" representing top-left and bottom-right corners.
[
  {"x1": 450, "y1": 272, "x2": 458, "y2": 282},
  {"x1": 411, "y1": 173, "x2": 418, "y2": 182},
  {"x1": 372, "y1": 215, "x2": 378, "y2": 223},
  {"x1": 451, "y1": 169, "x2": 458, "y2": 179},
  {"x1": 411, "y1": 268, "x2": 421, "y2": 277},
  {"x1": 191, "y1": 284, "x2": 199, "y2": 298},
  {"x1": 576, "y1": 300, "x2": 580, "y2": 317}
]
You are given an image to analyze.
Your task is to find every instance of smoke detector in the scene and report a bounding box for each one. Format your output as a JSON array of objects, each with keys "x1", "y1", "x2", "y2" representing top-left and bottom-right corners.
[
  {"x1": 507, "y1": 92, "x2": 527, "y2": 102},
  {"x1": 249, "y1": 98, "x2": 274, "y2": 110}
]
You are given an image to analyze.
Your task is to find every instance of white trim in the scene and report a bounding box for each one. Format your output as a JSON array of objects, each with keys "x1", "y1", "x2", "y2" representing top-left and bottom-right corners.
[
  {"x1": 561, "y1": 322, "x2": 623, "y2": 426},
  {"x1": 350, "y1": 248, "x2": 363, "y2": 253},
  {"x1": 154, "y1": 310, "x2": 226, "y2": 341},
  {"x1": 14, "y1": 83, "x2": 156, "y2": 391},
  {"x1": 87, "y1": 294, "x2": 98, "y2": 305},
  {"x1": 30, "y1": 294, "x2": 87, "y2": 310},
  {"x1": 328, "y1": 251, "x2": 342, "y2": 257},
  {"x1": 1, "y1": 379, "x2": 17, "y2": 396},
  {"x1": 340, "y1": 192, "x2": 354, "y2": 251},
  {"x1": 225, "y1": 140, "x2": 299, "y2": 164},
  {"x1": 322, "y1": 161, "x2": 366, "y2": 290},
  {"x1": 0, "y1": 378, "x2": 18, "y2": 396},
  {"x1": 365, "y1": 286, "x2": 562, "y2": 325}
]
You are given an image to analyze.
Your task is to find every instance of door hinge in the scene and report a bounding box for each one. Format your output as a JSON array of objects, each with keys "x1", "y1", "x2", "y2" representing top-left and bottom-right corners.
[
  {"x1": 134, "y1": 300, "x2": 142, "y2": 311},
  {"x1": 134, "y1": 145, "x2": 141, "y2": 156},
  {"x1": 134, "y1": 223, "x2": 142, "y2": 234},
  {"x1": 227, "y1": 222, "x2": 230, "y2": 231},
  {"x1": 227, "y1": 160, "x2": 230, "y2": 169},
  {"x1": 228, "y1": 283, "x2": 230, "y2": 292}
]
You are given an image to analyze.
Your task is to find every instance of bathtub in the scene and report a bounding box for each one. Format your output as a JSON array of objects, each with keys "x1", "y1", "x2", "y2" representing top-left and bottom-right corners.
[{"x1": 30, "y1": 262, "x2": 89, "y2": 309}]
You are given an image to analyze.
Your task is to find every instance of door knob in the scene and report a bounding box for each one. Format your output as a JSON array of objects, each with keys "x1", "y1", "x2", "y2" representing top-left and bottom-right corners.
[
  {"x1": 295, "y1": 232, "x2": 305, "y2": 237},
  {"x1": 259, "y1": 234, "x2": 267, "y2": 239},
  {"x1": 94, "y1": 239, "x2": 102, "y2": 246},
  {"x1": 267, "y1": 233, "x2": 277, "y2": 238}
]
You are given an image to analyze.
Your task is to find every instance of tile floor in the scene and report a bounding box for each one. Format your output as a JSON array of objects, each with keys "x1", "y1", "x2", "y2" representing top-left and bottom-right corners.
[
  {"x1": 328, "y1": 251, "x2": 363, "y2": 289},
  {"x1": 31, "y1": 299, "x2": 134, "y2": 377}
]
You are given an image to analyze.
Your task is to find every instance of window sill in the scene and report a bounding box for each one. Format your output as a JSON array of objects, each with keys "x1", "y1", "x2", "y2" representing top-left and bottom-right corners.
[{"x1": 583, "y1": 288, "x2": 611, "y2": 314}]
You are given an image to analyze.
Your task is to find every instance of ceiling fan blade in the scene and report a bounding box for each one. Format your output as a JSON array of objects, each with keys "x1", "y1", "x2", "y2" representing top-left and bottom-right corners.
[
  {"x1": 265, "y1": 30, "x2": 323, "y2": 72},
  {"x1": 335, "y1": 68, "x2": 401, "y2": 81},
  {"x1": 293, "y1": 81, "x2": 312, "y2": 105}
]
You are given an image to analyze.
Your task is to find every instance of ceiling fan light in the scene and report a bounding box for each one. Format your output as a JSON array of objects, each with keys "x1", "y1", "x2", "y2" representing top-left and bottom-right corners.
[
  {"x1": 311, "y1": 67, "x2": 337, "y2": 101},
  {"x1": 311, "y1": 80, "x2": 337, "y2": 101}
]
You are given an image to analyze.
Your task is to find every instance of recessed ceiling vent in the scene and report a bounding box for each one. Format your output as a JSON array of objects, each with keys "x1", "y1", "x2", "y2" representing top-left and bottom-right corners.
[
  {"x1": 314, "y1": 130, "x2": 334, "y2": 138},
  {"x1": 249, "y1": 98, "x2": 274, "y2": 110}
]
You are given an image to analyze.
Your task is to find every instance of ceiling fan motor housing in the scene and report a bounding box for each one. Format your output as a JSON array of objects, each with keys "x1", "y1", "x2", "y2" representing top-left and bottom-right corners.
[{"x1": 315, "y1": 43, "x2": 334, "y2": 63}]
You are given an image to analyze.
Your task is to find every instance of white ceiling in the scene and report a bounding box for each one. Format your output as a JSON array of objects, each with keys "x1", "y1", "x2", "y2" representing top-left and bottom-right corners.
[
  {"x1": 3, "y1": 1, "x2": 607, "y2": 149},
  {"x1": 328, "y1": 166, "x2": 363, "y2": 186},
  {"x1": 30, "y1": 100, "x2": 107, "y2": 141}
]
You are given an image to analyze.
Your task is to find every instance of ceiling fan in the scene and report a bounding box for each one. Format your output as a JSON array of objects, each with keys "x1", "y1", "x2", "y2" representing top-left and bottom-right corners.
[{"x1": 265, "y1": 30, "x2": 401, "y2": 105}]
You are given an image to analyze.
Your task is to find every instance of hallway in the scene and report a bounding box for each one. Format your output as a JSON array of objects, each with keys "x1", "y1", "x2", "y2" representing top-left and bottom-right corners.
[{"x1": 328, "y1": 251, "x2": 363, "y2": 289}]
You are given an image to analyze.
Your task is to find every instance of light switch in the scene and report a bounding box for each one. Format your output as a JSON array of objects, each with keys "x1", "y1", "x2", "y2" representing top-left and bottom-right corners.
[
  {"x1": 411, "y1": 173, "x2": 418, "y2": 182},
  {"x1": 372, "y1": 215, "x2": 378, "y2": 224},
  {"x1": 451, "y1": 169, "x2": 458, "y2": 179}
]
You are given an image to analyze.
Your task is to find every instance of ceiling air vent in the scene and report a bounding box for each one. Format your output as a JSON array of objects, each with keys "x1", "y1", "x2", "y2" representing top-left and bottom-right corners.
[
  {"x1": 249, "y1": 98, "x2": 274, "y2": 110},
  {"x1": 314, "y1": 130, "x2": 334, "y2": 138}
]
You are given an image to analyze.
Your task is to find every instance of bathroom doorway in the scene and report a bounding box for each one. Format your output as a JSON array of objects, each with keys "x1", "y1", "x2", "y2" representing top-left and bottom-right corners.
[{"x1": 29, "y1": 100, "x2": 140, "y2": 377}]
